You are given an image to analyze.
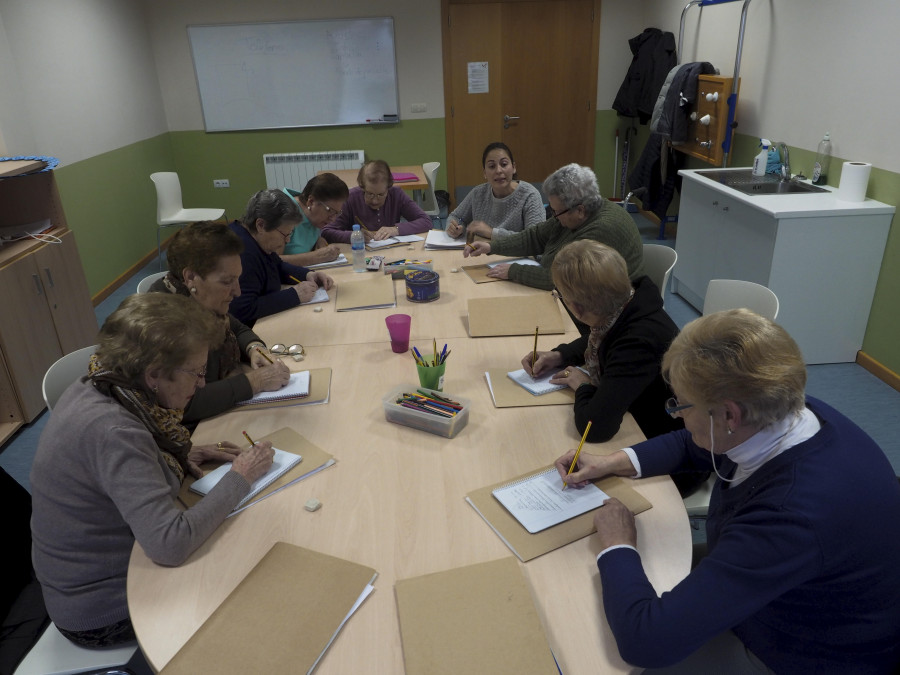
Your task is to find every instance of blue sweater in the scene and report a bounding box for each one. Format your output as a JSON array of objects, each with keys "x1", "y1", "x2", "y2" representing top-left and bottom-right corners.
[
  {"x1": 228, "y1": 221, "x2": 311, "y2": 327},
  {"x1": 598, "y1": 397, "x2": 900, "y2": 673}
]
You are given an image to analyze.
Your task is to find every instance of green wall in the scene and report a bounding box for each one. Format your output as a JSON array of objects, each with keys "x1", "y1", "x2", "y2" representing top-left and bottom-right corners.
[{"x1": 52, "y1": 114, "x2": 898, "y2": 376}]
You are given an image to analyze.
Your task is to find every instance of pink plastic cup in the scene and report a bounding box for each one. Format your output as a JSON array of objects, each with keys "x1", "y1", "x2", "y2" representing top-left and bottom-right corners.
[{"x1": 385, "y1": 314, "x2": 412, "y2": 353}]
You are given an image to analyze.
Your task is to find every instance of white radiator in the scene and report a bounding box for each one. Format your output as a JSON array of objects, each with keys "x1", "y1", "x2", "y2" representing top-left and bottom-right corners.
[{"x1": 263, "y1": 150, "x2": 365, "y2": 191}]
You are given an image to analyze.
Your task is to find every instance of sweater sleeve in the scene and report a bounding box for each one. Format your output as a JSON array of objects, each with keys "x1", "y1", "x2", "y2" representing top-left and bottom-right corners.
[
  {"x1": 182, "y1": 374, "x2": 253, "y2": 424},
  {"x1": 492, "y1": 184, "x2": 546, "y2": 239},
  {"x1": 448, "y1": 187, "x2": 477, "y2": 230},
  {"x1": 231, "y1": 314, "x2": 263, "y2": 358},
  {"x1": 490, "y1": 219, "x2": 556, "y2": 289},
  {"x1": 100, "y1": 423, "x2": 250, "y2": 567},
  {"x1": 395, "y1": 189, "x2": 432, "y2": 234}
]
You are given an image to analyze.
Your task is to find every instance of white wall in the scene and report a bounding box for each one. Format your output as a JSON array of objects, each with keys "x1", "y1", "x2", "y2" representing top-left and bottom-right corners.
[
  {"x1": 144, "y1": 0, "x2": 445, "y2": 131},
  {"x1": 645, "y1": 0, "x2": 900, "y2": 172},
  {"x1": 0, "y1": 0, "x2": 167, "y2": 165},
  {"x1": 596, "y1": 1, "x2": 653, "y2": 110}
]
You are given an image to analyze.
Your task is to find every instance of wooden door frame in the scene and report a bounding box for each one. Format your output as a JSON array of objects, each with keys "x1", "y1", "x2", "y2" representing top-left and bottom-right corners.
[{"x1": 440, "y1": 0, "x2": 601, "y2": 205}]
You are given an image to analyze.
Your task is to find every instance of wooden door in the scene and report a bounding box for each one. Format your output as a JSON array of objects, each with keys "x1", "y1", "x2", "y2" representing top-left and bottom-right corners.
[
  {"x1": 34, "y1": 230, "x2": 99, "y2": 354},
  {"x1": 443, "y1": 0, "x2": 599, "y2": 198}
]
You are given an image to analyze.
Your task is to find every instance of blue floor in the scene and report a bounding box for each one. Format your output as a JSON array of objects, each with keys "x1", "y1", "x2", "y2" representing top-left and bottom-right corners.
[{"x1": 3, "y1": 221, "x2": 899, "y2": 493}]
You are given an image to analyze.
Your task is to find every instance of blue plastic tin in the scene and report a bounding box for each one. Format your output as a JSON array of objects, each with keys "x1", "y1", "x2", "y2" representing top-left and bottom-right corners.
[{"x1": 405, "y1": 270, "x2": 440, "y2": 303}]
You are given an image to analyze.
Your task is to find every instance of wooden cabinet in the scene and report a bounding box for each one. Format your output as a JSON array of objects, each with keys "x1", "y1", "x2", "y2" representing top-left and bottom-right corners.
[
  {"x1": 673, "y1": 171, "x2": 894, "y2": 364},
  {"x1": 675, "y1": 75, "x2": 740, "y2": 167},
  {"x1": 0, "y1": 165, "x2": 98, "y2": 443}
]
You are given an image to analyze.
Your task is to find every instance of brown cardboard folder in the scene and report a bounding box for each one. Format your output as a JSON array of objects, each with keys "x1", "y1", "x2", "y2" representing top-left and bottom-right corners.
[
  {"x1": 460, "y1": 257, "x2": 531, "y2": 284},
  {"x1": 467, "y1": 294, "x2": 564, "y2": 337},
  {"x1": 335, "y1": 274, "x2": 396, "y2": 311},
  {"x1": 160, "y1": 542, "x2": 377, "y2": 674},
  {"x1": 178, "y1": 427, "x2": 335, "y2": 511},
  {"x1": 395, "y1": 557, "x2": 558, "y2": 675},
  {"x1": 466, "y1": 466, "x2": 652, "y2": 562},
  {"x1": 486, "y1": 368, "x2": 575, "y2": 407}
]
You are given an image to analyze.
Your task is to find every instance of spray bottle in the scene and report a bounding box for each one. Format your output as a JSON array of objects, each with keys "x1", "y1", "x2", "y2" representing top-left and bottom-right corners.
[{"x1": 752, "y1": 139, "x2": 771, "y2": 177}]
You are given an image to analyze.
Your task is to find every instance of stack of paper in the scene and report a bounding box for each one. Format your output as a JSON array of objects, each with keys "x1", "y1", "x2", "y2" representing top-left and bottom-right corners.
[
  {"x1": 506, "y1": 369, "x2": 567, "y2": 396},
  {"x1": 307, "y1": 253, "x2": 350, "y2": 269},
  {"x1": 424, "y1": 229, "x2": 465, "y2": 250}
]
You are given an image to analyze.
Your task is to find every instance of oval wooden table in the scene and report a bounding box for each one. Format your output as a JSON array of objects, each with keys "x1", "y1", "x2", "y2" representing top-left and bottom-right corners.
[{"x1": 128, "y1": 243, "x2": 692, "y2": 674}]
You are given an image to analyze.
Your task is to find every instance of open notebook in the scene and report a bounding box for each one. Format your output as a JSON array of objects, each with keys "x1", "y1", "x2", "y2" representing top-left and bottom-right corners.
[
  {"x1": 189, "y1": 447, "x2": 301, "y2": 511},
  {"x1": 235, "y1": 371, "x2": 309, "y2": 406},
  {"x1": 366, "y1": 234, "x2": 423, "y2": 250},
  {"x1": 506, "y1": 368, "x2": 567, "y2": 396}
]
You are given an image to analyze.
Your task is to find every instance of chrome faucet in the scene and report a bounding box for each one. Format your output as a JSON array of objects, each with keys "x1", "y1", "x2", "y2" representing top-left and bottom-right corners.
[{"x1": 777, "y1": 142, "x2": 791, "y2": 181}]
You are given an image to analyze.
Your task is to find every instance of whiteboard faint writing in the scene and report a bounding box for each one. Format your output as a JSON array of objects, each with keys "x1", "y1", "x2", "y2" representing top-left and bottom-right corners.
[{"x1": 188, "y1": 18, "x2": 400, "y2": 131}]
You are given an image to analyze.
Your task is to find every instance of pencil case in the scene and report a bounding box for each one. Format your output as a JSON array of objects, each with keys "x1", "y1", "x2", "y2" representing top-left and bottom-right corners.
[
  {"x1": 384, "y1": 261, "x2": 433, "y2": 279},
  {"x1": 382, "y1": 385, "x2": 470, "y2": 438}
]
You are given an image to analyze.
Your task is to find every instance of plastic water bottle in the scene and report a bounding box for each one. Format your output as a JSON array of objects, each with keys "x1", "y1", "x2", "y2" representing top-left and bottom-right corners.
[
  {"x1": 812, "y1": 132, "x2": 832, "y2": 185},
  {"x1": 351, "y1": 224, "x2": 366, "y2": 272}
]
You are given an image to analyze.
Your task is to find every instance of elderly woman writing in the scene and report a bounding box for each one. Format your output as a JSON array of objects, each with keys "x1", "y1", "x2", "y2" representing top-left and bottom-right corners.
[
  {"x1": 445, "y1": 142, "x2": 545, "y2": 241},
  {"x1": 228, "y1": 189, "x2": 334, "y2": 327},
  {"x1": 322, "y1": 159, "x2": 431, "y2": 243},
  {"x1": 280, "y1": 172, "x2": 348, "y2": 267},
  {"x1": 150, "y1": 221, "x2": 290, "y2": 425},
  {"x1": 30, "y1": 294, "x2": 275, "y2": 648},
  {"x1": 555, "y1": 309, "x2": 900, "y2": 673},
  {"x1": 463, "y1": 163, "x2": 644, "y2": 290}
]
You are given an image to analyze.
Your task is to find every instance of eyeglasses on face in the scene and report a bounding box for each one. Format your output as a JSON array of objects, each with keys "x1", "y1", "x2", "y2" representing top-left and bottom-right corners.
[
  {"x1": 551, "y1": 203, "x2": 581, "y2": 218},
  {"x1": 317, "y1": 201, "x2": 343, "y2": 218},
  {"x1": 176, "y1": 366, "x2": 207, "y2": 382},
  {"x1": 665, "y1": 397, "x2": 694, "y2": 418},
  {"x1": 274, "y1": 227, "x2": 293, "y2": 242},
  {"x1": 363, "y1": 190, "x2": 388, "y2": 201},
  {"x1": 551, "y1": 289, "x2": 566, "y2": 303}
]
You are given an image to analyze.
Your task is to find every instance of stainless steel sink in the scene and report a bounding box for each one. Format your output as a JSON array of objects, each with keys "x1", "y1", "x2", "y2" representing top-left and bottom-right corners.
[{"x1": 694, "y1": 169, "x2": 828, "y2": 195}]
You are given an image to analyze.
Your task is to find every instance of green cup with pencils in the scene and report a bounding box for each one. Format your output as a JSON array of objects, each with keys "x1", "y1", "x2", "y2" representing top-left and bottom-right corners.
[{"x1": 411, "y1": 340, "x2": 449, "y2": 391}]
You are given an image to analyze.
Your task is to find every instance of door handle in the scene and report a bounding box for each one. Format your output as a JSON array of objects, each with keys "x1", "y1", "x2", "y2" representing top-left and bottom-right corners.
[
  {"x1": 32, "y1": 273, "x2": 44, "y2": 296},
  {"x1": 44, "y1": 267, "x2": 55, "y2": 288},
  {"x1": 503, "y1": 114, "x2": 520, "y2": 129}
]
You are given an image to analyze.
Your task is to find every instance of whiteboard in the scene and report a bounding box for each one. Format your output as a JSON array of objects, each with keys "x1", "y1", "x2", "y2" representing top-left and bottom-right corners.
[{"x1": 188, "y1": 18, "x2": 400, "y2": 131}]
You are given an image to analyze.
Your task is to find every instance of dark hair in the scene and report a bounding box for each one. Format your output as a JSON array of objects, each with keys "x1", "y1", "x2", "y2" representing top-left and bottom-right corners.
[
  {"x1": 357, "y1": 159, "x2": 393, "y2": 188},
  {"x1": 481, "y1": 141, "x2": 518, "y2": 175},
  {"x1": 167, "y1": 221, "x2": 243, "y2": 280},
  {"x1": 300, "y1": 172, "x2": 350, "y2": 202},
  {"x1": 97, "y1": 293, "x2": 222, "y2": 382},
  {"x1": 240, "y1": 189, "x2": 302, "y2": 232}
]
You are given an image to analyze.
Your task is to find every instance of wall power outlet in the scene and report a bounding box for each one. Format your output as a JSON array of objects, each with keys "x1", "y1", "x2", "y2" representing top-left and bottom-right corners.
[{"x1": 213, "y1": 179, "x2": 230, "y2": 188}]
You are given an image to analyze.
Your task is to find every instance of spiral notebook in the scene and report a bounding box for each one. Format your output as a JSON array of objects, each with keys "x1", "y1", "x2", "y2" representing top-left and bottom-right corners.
[
  {"x1": 235, "y1": 371, "x2": 310, "y2": 406},
  {"x1": 189, "y1": 447, "x2": 302, "y2": 510},
  {"x1": 506, "y1": 369, "x2": 567, "y2": 396}
]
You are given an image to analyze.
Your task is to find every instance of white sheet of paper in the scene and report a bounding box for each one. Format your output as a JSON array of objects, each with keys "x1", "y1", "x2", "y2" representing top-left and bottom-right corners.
[{"x1": 507, "y1": 368, "x2": 567, "y2": 396}]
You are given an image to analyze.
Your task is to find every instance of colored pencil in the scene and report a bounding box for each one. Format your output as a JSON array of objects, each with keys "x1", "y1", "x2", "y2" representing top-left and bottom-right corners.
[
  {"x1": 242, "y1": 430, "x2": 258, "y2": 447},
  {"x1": 562, "y1": 421, "x2": 592, "y2": 490}
]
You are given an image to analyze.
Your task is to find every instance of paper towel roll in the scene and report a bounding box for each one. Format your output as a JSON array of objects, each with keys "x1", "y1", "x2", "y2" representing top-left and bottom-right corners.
[{"x1": 837, "y1": 161, "x2": 872, "y2": 202}]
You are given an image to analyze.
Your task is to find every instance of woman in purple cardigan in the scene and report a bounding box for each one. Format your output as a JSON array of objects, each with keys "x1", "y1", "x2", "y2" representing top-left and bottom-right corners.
[{"x1": 321, "y1": 159, "x2": 431, "y2": 243}]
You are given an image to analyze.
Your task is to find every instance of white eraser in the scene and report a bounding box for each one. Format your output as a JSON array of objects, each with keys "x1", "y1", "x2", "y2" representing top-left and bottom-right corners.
[
  {"x1": 450, "y1": 268, "x2": 458, "y2": 273},
  {"x1": 304, "y1": 498, "x2": 322, "y2": 512},
  {"x1": 314, "y1": 306, "x2": 323, "y2": 313},
  {"x1": 407, "y1": 246, "x2": 415, "y2": 250}
]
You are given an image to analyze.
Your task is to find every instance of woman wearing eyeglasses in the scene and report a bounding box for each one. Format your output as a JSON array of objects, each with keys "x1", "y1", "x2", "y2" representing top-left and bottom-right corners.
[
  {"x1": 463, "y1": 163, "x2": 644, "y2": 290},
  {"x1": 554, "y1": 309, "x2": 900, "y2": 673},
  {"x1": 31, "y1": 293, "x2": 276, "y2": 648},
  {"x1": 279, "y1": 173, "x2": 348, "y2": 267},
  {"x1": 149, "y1": 221, "x2": 291, "y2": 425},
  {"x1": 228, "y1": 189, "x2": 334, "y2": 327},
  {"x1": 321, "y1": 159, "x2": 432, "y2": 243}
]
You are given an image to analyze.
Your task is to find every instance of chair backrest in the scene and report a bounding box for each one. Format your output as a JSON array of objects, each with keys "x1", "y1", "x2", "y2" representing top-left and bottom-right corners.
[
  {"x1": 703, "y1": 279, "x2": 779, "y2": 320},
  {"x1": 42, "y1": 345, "x2": 97, "y2": 411},
  {"x1": 150, "y1": 172, "x2": 185, "y2": 224},
  {"x1": 642, "y1": 244, "x2": 677, "y2": 298},
  {"x1": 136, "y1": 271, "x2": 168, "y2": 294},
  {"x1": 420, "y1": 162, "x2": 441, "y2": 216}
]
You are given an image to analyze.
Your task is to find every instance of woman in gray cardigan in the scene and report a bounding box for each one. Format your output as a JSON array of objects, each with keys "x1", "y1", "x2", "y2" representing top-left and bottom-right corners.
[{"x1": 30, "y1": 294, "x2": 274, "y2": 648}]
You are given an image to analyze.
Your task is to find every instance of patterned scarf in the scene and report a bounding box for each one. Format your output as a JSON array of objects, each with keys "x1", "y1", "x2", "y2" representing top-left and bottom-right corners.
[
  {"x1": 88, "y1": 354, "x2": 192, "y2": 483},
  {"x1": 584, "y1": 288, "x2": 635, "y2": 386},
  {"x1": 162, "y1": 273, "x2": 239, "y2": 377}
]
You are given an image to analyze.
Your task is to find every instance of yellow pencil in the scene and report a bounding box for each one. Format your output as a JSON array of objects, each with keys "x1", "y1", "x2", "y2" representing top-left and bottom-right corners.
[
  {"x1": 531, "y1": 325, "x2": 539, "y2": 370},
  {"x1": 289, "y1": 275, "x2": 303, "y2": 284},
  {"x1": 256, "y1": 346, "x2": 274, "y2": 364},
  {"x1": 562, "y1": 420, "x2": 592, "y2": 490},
  {"x1": 242, "y1": 430, "x2": 258, "y2": 448}
]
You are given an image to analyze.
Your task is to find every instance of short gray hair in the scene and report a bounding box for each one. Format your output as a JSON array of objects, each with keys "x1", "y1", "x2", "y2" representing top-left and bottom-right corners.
[
  {"x1": 543, "y1": 164, "x2": 603, "y2": 219},
  {"x1": 240, "y1": 189, "x2": 302, "y2": 232}
]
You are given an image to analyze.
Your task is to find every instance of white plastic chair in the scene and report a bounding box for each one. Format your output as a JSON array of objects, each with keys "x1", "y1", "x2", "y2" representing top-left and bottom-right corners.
[
  {"x1": 642, "y1": 243, "x2": 677, "y2": 299},
  {"x1": 150, "y1": 172, "x2": 224, "y2": 270},
  {"x1": 420, "y1": 162, "x2": 441, "y2": 226},
  {"x1": 684, "y1": 279, "x2": 780, "y2": 520},
  {"x1": 136, "y1": 271, "x2": 167, "y2": 294},
  {"x1": 702, "y1": 279, "x2": 779, "y2": 320},
  {"x1": 13, "y1": 622, "x2": 136, "y2": 675},
  {"x1": 41, "y1": 345, "x2": 97, "y2": 411}
]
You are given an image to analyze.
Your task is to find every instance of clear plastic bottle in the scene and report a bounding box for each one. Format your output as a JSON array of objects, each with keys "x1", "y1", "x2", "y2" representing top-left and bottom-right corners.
[
  {"x1": 812, "y1": 132, "x2": 832, "y2": 185},
  {"x1": 351, "y1": 224, "x2": 366, "y2": 272}
]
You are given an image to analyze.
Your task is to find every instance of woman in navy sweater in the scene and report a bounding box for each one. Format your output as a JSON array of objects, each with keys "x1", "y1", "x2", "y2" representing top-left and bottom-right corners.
[{"x1": 556, "y1": 309, "x2": 900, "y2": 673}]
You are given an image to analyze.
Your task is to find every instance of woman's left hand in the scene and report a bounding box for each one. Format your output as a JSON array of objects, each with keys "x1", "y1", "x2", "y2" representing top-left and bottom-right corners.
[
  {"x1": 466, "y1": 221, "x2": 493, "y2": 239},
  {"x1": 549, "y1": 367, "x2": 590, "y2": 391},
  {"x1": 373, "y1": 226, "x2": 400, "y2": 241},
  {"x1": 186, "y1": 441, "x2": 242, "y2": 479},
  {"x1": 486, "y1": 263, "x2": 510, "y2": 280},
  {"x1": 593, "y1": 498, "x2": 637, "y2": 549},
  {"x1": 306, "y1": 271, "x2": 334, "y2": 290}
]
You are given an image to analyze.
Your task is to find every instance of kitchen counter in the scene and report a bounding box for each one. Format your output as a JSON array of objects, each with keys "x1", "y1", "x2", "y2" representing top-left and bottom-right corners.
[{"x1": 673, "y1": 168, "x2": 894, "y2": 364}]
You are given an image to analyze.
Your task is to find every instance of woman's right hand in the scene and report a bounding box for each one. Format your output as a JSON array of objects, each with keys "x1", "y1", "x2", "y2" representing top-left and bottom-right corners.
[
  {"x1": 316, "y1": 244, "x2": 340, "y2": 263},
  {"x1": 293, "y1": 280, "x2": 319, "y2": 303},
  {"x1": 446, "y1": 219, "x2": 464, "y2": 238},
  {"x1": 521, "y1": 350, "x2": 563, "y2": 377},
  {"x1": 463, "y1": 241, "x2": 490, "y2": 258},
  {"x1": 231, "y1": 441, "x2": 275, "y2": 483},
  {"x1": 554, "y1": 449, "x2": 609, "y2": 488},
  {"x1": 246, "y1": 359, "x2": 290, "y2": 393}
]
